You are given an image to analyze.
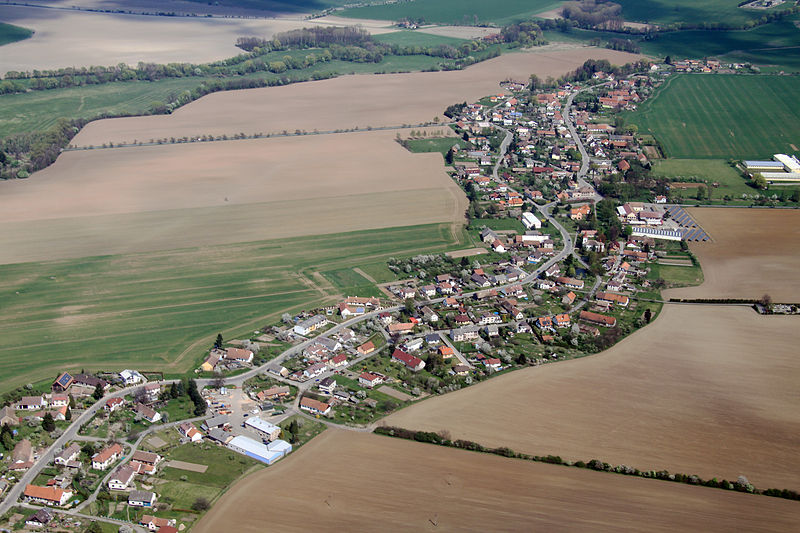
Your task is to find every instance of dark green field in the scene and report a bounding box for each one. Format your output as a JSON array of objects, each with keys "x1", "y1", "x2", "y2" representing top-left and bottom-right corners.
[
  {"x1": 340, "y1": 0, "x2": 561, "y2": 25},
  {"x1": 0, "y1": 22, "x2": 32, "y2": 47},
  {"x1": 374, "y1": 31, "x2": 467, "y2": 47},
  {"x1": 615, "y1": 0, "x2": 786, "y2": 25},
  {"x1": 626, "y1": 74, "x2": 800, "y2": 159},
  {"x1": 0, "y1": 223, "x2": 466, "y2": 394}
]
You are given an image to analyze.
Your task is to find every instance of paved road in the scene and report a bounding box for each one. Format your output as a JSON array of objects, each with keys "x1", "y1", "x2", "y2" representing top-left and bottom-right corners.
[
  {"x1": 491, "y1": 126, "x2": 513, "y2": 181},
  {"x1": 562, "y1": 85, "x2": 608, "y2": 203}
]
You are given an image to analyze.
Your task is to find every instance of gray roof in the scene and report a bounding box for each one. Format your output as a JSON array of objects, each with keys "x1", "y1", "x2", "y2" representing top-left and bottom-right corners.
[
  {"x1": 128, "y1": 490, "x2": 155, "y2": 502},
  {"x1": 202, "y1": 415, "x2": 230, "y2": 429}
]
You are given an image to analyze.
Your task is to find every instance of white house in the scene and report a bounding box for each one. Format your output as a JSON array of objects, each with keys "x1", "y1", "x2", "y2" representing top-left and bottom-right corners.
[
  {"x1": 522, "y1": 211, "x2": 542, "y2": 229},
  {"x1": 293, "y1": 315, "x2": 328, "y2": 336},
  {"x1": 119, "y1": 369, "x2": 145, "y2": 385},
  {"x1": 128, "y1": 490, "x2": 156, "y2": 508},
  {"x1": 108, "y1": 464, "x2": 137, "y2": 490}
]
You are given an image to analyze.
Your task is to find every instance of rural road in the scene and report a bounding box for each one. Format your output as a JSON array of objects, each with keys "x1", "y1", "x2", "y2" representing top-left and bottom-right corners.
[{"x1": 563, "y1": 84, "x2": 607, "y2": 203}]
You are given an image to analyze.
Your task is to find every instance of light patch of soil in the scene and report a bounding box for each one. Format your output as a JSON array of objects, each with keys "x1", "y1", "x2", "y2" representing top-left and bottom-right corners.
[
  {"x1": 377, "y1": 385, "x2": 413, "y2": 401},
  {"x1": 165, "y1": 460, "x2": 208, "y2": 473},
  {"x1": 386, "y1": 305, "x2": 800, "y2": 490},
  {"x1": 445, "y1": 247, "x2": 487, "y2": 258},
  {"x1": 193, "y1": 430, "x2": 800, "y2": 532},
  {"x1": 72, "y1": 48, "x2": 644, "y2": 147},
  {"x1": 670, "y1": 208, "x2": 800, "y2": 301}
]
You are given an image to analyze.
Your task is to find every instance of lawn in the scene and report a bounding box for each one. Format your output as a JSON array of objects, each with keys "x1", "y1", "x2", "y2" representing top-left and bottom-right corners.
[
  {"x1": 468, "y1": 217, "x2": 526, "y2": 232},
  {"x1": 648, "y1": 262, "x2": 704, "y2": 288},
  {"x1": 404, "y1": 137, "x2": 459, "y2": 157},
  {"x1": 321, "y1": 268, "x2": 383, "y2": 298},
  {"x1": 157, "y1": 480, "x2": 220, "y2": 510},
  {"x1": 0, "y1": 22, "x2": 32, "y2": 47},
  {"x1": 0, "y1": 223, "x2": 467, "y2": 394},
  {"x1": 625, "y1": 74, "x2": 800, "y2": 159},
  {"x1": 161, "y1": 442, "x2": 261, "y2": 488},
  {"x1": 339, "y1": 0, "x2": 562, "y2": 25}
]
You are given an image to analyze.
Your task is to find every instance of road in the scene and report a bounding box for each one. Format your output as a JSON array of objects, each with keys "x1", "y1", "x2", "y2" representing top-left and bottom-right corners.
[
  {"x1": 562, "y1": 85, "x2": 607, "y2": 203},
  {"x1": 491, "y1": 126, "x2": 513, "y2": 182}
]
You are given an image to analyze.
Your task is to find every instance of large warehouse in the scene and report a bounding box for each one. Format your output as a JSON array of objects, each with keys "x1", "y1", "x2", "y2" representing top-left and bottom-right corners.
[
  {"x1": 227, "y1": 435, "x2": 292, "y2": 465},
  {"x1": 744, "y1": 154, "x2": 800, "y2": 181}
]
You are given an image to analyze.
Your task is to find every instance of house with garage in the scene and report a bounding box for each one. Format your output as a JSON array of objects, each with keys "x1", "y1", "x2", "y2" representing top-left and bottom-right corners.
[
  {"x1": 299, "y1": 397, "x2": 331, "y2": 416},
  {"x1": 178, "y1": 422, "x2": 203, "y2": 442},
  {"x1": 54, "y1": 443, "x2": 81, "y2": 466},
  {"x1": 224, "y1": 347, "x2": 254, "y2": 364},
  {"x1": 128, "y1": 490, "x2": 156, "y2": 508},
  {"x1": 108, "y1": 464, "x2": 137, "y2": 491},
  {"x1": 391, "y1": 349, "x2": 425, "y2": 372},
  {"x1": 293, "y1": 315, "x2": 328, "y2": 336},
  {"x1": 134, "y1": 403, "x2": 162, "y2": 424},
  {"x1": 24, "y1": 485, "x2": 72, "y2": 506},
  {"x1": 104, "y1": 397, "x2": 125, "y2": 413},
  {"x1": 141, "y1": 516, "x2": 177, "y2": 532},
  {"x1": 358, "y1": 372, "x2": 384, "y2": 389},
  {"x1": 92, "y1": 443, "x2": 124, "y2": 471},
  {"x1": 119, "y1": 369, "x2": 145, "y2": 386},
  {"x1": 16, "y1": 396, "x2": 45, "y2": 411}
]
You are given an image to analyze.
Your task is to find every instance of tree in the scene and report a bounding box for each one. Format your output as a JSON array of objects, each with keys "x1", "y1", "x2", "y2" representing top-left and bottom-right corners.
[
  {"x1": 696, "y1": 186, "x2": 706, "y2": 201},
  {"x1": 92, "y1": 383, "x2": 104, "y2": 401},
  {"x1": 644, "y1": 308, "x2": 652, "y2": 324},
  {"x1": 192, "y1": 497, "x2": 211, "y2": 511},
  {"x1": 65, "y1": 406, "x2": 72, "y2": 421},
  {"x1": 69, "y1": 394, "x2": 76, "y2": 409},
  {"x1": 404, "y1": 298, "x2": 415, "y2": 315},
  {"x1": 750, "y1": 172, "x2": 767, "y2": 190},
  {"x1": 791, "y1": 189, "x2": 800, "y2": 203},
  {"x1": 0, "y1": 423, "x2": 13, "y2": 451},
  {"x1": 211, "y1": 373, "x2": 225, "y2": 390},
  {"x1": 214, "y1": 333, "x2": 223, "y2": 349},
  {"x1": 42, "y1": 412, "x2": 56, "y2": 432},
  {"x1": 81, "y1": 442, "x2": 95, "y2": 457},
  {"x1": 84, "y1": 521, "x2": 103, "y2": 533},
  {"x1": 759, "y1": 294, "x2": 773, "y2": 309}
]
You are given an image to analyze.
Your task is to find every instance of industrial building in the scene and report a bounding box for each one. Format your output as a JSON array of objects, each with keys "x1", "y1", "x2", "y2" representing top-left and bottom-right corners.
[
  {"x1": 743, "y1": 154, "x2": 800, "y2": 182},
  {"x1": 244, "y1": 417, "x2": 282, "y2": 441},
  {"x1": 227, "y1": 435, "x2": 292, "y2": 465}
]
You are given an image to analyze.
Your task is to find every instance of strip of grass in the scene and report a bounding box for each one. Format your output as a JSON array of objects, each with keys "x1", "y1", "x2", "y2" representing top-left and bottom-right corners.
[
  {"x1": 374, "y1": 31, "x2": 468, "y2": 47},
  {"x1": 404, "y1": 137, "x2": 459, "y2": 157},
  {"x1": 0, "y1": 22, "x2": 33, "y2": 46},
  {"x1": 0, "y1": 223, "x2": 467, "y2": 394},
  {"x1": 468, "y1": 217, "x2": 526, "y2": 232},
  {"x1": 625, "y1": 74, "x2": 800, "y2": 159}
]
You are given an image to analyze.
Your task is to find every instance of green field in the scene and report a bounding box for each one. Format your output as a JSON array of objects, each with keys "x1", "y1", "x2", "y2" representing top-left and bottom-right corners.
[
  {"x1": 0, "y1": 22, "x2": 33, "y2": 46},
  {"x1": 626, "y1": 74, "x2": 800, "y2": 159},
  {"x1": 161, "y1": 442, "x2": 261, "y2": 487},
  {"x1": 615, "y1": 0, "x2": 786, "y2": 26},
  {"x1": 404, "y1": 136, "x2": 459, "y2": 157},
  {"x1": 340, "y1": 0, "x2": 562, "y2": 25},
  {"x1": 0, "y1": 223, "x2": 466, "y2": 394},
  {"x1": 183, "y1": 0, "x2": 348, "y2": 13},
  {"x1": 374, "y1": 30, "x2": 467, "y2": 47}
]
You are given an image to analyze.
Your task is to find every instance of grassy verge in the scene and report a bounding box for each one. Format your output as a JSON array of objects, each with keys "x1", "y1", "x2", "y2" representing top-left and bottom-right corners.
[{"x1": 0, "y1": 22, "x2": 33, "y2": 46}]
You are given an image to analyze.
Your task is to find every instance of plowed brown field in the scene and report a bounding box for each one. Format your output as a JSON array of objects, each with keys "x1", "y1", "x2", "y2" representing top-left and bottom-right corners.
[{"x1": 194, "y1": 430, "x2": 800, "y2": 533}]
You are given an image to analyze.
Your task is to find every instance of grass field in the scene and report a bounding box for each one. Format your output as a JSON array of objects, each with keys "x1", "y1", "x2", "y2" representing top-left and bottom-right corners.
[
  {"x1": 162, "y1": 442, "x2": 261, "y2": 488},
  {"x1": 183, "y1": 0, "x2": 348, "y2": 12},
  {"x1": 0, "y1": 223, "x2": 466, "y2": 394},
  {"x1": 615, "y1": 0, "x2": 787, "y2": 25},
  {"x1": 373, "y1": 30, "x2": 467, "y2": 47},
  {"x1": 340, "y1": 0, "x2": 562, "y2": 25},
  {"x1": 403, "y1": 136, "x2": 458, "y2": 157},
  {"x1": 0, "y1": 22, "x2": 32, "y2": 46},
  {"x1": 626, "y1": 74, "x2": 800, "y2": 159},
  {"x1": 651, "y1": 159, "x2": 800, "y2": 200}
]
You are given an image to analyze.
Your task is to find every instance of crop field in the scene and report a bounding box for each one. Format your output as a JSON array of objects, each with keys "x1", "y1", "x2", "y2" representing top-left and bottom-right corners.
[
  {"x1": 0, "y1": 223, "x2": 466, "y2": 394},
  {"x1": 340, "y1": 0, "x2": 562, "y2": 25},
  {"x1": 615, "y1": 0, "x2": 787, "y2": 25},
  {"x1": 373, "y1": 30, "x2": 467, "y2": 47},
  {"x1": 0, "y1": 129, "x2": 467, "y2": 263},
  {"x1": 194, "y1": 430, "x2": 800, "y2": 532},
  {"x1": 71, "y1": 48, "x2": 643, "y2": 148},
  {"x1": 670, "y1": 208, "x2": 800, "y2": 301},
  {"x1": 626, "y1": 74, "x2": 800, "y2": 159},
  {"x1": 387, "y1": 304, "x2": 800, "y2": 490},
  {"x1": 0, "y1": 22, "x2": 32, "y2": 46}
]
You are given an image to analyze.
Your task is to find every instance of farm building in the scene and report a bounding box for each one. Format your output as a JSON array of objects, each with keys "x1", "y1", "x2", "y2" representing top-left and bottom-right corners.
[
  {"x1": 227, "y1": 435, "x2": 291, "y2": 465},
  {"x1": 522, "y1": 211, "x2": 541, "y2": 229},
  {"x1": 244, "y1": 417, "x2": 282, "y2": 441},
  {"x1": 744, "y1": 154, "x2": 800, "y2": 181}
]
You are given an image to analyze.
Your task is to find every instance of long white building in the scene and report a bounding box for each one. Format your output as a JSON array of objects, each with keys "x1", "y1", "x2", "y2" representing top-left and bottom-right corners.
[{"x1": 744, "y1": 154, "x2": 800, "y2": 182}]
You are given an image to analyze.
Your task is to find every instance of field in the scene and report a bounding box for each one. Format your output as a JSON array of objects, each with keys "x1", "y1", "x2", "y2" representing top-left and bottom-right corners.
[
  {"x1": 640, "y1": 16, "x2": 800, "y2": 72},
  {"x1": 669, "y1": 208, "x2": 800, "y2": 300},
  {"x1": 373, "y1": 30, "x2": 467, "y2": 47},
  {"x1": 626, "y1": 74, "x2": 800, "y2": 159},
  {"x1": 615, "y1": 0, "x2": 787, "y2": 25},
  {"x1": 0, "y1": 22, "x2": 32, "y2": 46},
  {"x1": 0, "y1": 222, "x2": 465, "y2": 394},
  {"x1": 194, "y1": 430, "x2": 800, "y2": 532},
  {"x1": 71, "y1": 48, "x2": 643, "y2": 147},
  {"x1": 340, "y1": 0, "x2": 563, "y2": 25},
  {"x1": 0, "y1": 129, "x2": 467, "y2": 263},
  {"x1": 386, "y1": 304, "x2": 800, "y2": 490}
]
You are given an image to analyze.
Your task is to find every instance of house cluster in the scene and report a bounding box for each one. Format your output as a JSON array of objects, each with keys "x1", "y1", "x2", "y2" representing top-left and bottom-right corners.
[
  {"x1": 672, "y1": 58, "x2": 721, "y2": 73},
  {"x1": 201, "y1": 346, "x2": 255, "y2": 372}
]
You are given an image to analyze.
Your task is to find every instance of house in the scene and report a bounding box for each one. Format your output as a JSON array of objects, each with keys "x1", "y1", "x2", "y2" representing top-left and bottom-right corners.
[
  {"x1": 516, "y1": 321, "x2": 532, "y2": 334},
  {"x1": 485, "y1": 325, "x2": 500, "y2": 337},
  {"x1": 562, "y1": 291, "x2": 576, "y2": 306},
  {"x1": 356, "y1": 341, "x2": 375, "y2": 355},
  {"x1": 16, "y1": 395, "x2": 45, "y2": 411},
  {"x1": 0, "y1": 405, "x2": 18, "y2": 426},
  {"x1": 556, "y1": 276, "x2": 585, "y2": 290},
  {"x1": 245, "y1": 417, "x2": 282, "y2": 441},
  {"x1": 73, "y1": 374, "x2": 108, "y2": 391},
  {"x1": 553, "y1": 313, "x2": 571, "y2": 328},
  {"x1": 141, "y1": 516, "x2": 177, "y2": 532},
  {"x1": 92, "y1": 443, "x2": 124, "y2": 471},
  {"x1": 119, "y1": 369, "x2": 145, "y2": 386},
  {"x1": 293, "y1": 315, "x2": 328, "y2": 336},
  {"x1": 128, "y1": 490, "x2": 157, "y2": 507},
  {"x1": 54, "y1": 443, "x2": 81, "y2": 466},
  {"x1": 143, "y1": 383, "x2": 161, "y2": 403},
  {"x1": 10, "y1": 439, "x2": 34, "y2": 470},
  {"x1": 358, "y1": 372, "x2": 384, "y2": 389},
  {"x1": 130, "y1": 450, "x2": 161, "y2": 473},
  {"x1": 299, "y1": 397, "x2": 331, "y2": 416},
  {"x1": 257, "y1": 386, "x2": 290, "y2": 401},
  {"x1": 104, "y1": 397, "x2": 125, "y2": 412},
  {"x1": 108, "y1": 464, "x2": 137, "y2": 490},
  {"x1": 438, "y1": 346, "x2": 454, "y2": 359},
  {"x1": 52, "y1": 372, "x2": 74, "y2": 392},
  {"x1": 318, "y1": 377, "x2": 337, "y2": 395},
  {"x1": 491, "y1": 239, "x2": 506, "y2": 253},
  {"x1": 580, "y1": 310, "x2": 617, "y2": 327},
  {"x1": 451, "y1": 326, "x2": 479, "y2": 342},
  {"x1": 391, "y1": 349, "x2": 426, "y2": 372},
  {"x1": 421, "y1": 306, "x2": 439, "y2": 323},
  {"x1": 201, "y1": 351, "x2": 221, "y2": 372},
  {"x1": 544, "y1": 264, "x2": 561, "y2": 278},
  {"x1": 404, "y1": 337, "x2": 424, "y2": 352},
  {"x1": 224, "y1": 347, "x2": 254, "y2": 364},
  {"x1": 483, "y1": 358, "x2": 502, "y2": 371},
  {"x1": 179, "y1": 422, "x2": 203, "y2": 442},
  {"x1": 202, "y1": 415, "x2": 230, "y2": 432},
  {"x1": 388, "y1": 322, "x2": 415, "y2": 334},
  {"x1": 570, "y1": 204, "x2": 591, "y2": 221},
  {"x1": 536, "y1": 316, "x2": 554, "y2": 331},
  {"x1": 425, "y1": 334, "x2": 442, "y2": 346},
  {"x1": 303, "y1": 362, "x2": 328, "y2": 380},
  {"x1": 452, "y1": 364, "x2": 471, "y2": 376},
  {"x1": 479, "y1": 313, "x2": 502, "y2": 325},
  {"x1": 24, "y1": 485, "x2": 72, "y2": 506},
  {"x1": 25, "y1": 508, "x2": 54, "y2": 528},
  {"x1": 47, "y1": 393, "x2": 68, "y2": 408},
  {"x1": 597, "y1": 292, "x2": 630, "y2": 307},
  {"x1": 134, "y1": 403, "x2": 162, "y2": 424},
  {"x1": 480, "y1": 227, "x2": 499, "y2": 243}
]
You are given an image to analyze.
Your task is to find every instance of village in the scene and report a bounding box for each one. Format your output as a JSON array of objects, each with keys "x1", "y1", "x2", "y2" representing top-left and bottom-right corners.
[{"x1": 0, "y1": 57, "x2": 721, "y2": 532}]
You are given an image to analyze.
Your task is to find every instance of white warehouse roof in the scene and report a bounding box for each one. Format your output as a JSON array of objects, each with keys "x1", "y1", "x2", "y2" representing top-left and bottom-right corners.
[
  {"x1": 774, "y1": 153, "x2": 800, "y2": 173},
  {"x1": 245, "y1": 417, "x2": 280, "y2": 435},
  {"x1": 227, "y1": 436, "x2": 284, "y2": 464}
]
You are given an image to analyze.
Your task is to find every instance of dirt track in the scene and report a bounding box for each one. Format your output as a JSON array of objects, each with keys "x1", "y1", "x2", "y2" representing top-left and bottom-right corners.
[
  {"x1": 386, "y1": 305, "x2": 800, "y2": 490},
  {"x1": 193, "y1": 430, "x2": 800, "y2": 532}
]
